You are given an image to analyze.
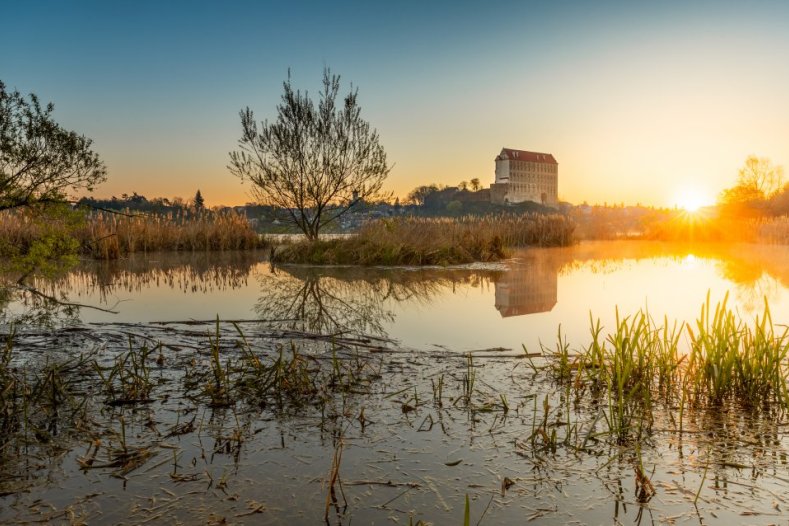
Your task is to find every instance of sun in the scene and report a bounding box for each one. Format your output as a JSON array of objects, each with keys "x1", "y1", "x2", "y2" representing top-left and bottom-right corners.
[{"x1": 673, "y1": 187, "x2": 713, "y2": 213}]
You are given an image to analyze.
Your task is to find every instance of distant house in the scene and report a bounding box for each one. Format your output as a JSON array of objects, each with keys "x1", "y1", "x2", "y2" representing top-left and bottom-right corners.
[{"x1": 490, "y1": 148, "x2": 558, "y2": 206}]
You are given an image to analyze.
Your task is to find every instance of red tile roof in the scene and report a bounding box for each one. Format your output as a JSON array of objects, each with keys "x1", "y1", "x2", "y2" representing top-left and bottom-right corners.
[{"x1": 497, "y1": 148, "x2": 557, "y2": 164}]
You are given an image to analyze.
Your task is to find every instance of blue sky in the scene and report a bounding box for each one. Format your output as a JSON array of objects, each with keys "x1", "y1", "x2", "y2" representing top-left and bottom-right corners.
[{"x1": 3, "y1": 0, "x2": 789, "y2": 206}]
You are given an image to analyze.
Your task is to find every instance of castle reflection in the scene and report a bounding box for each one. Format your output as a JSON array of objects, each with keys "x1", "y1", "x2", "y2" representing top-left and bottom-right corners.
[{"x1": 494, "y1": 252, "x2": 559, "y2": 317}]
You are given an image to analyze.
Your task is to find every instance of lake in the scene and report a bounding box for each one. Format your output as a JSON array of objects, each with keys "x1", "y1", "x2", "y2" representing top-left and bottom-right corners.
[
  {"x1": 4, "y1": 240, "x2": 789, "y2": 524},
  {"x1": 23, "y1": 240, "x2": 789, "y2": 353}
]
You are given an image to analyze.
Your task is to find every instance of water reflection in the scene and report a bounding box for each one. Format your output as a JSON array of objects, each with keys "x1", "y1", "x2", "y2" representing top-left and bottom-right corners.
[
  {"x1": 714, "y1": 250, "x2": 783, "y2": 312},
  {"x1": 6, "y1": 243, "x2": 789, "y2": 523},
  {"x1": 256, "y1": 266, "x2": 500, "y2": 336},
  {"x1": 549, "y1": 241, "x2": 789, "y2": 315},
  {"x1": 495, "y1": 251, "x2": 559, "y2": 317},
  {"x1": 2, "y1": 252, "x2": 263, "y2": 327},
  {"x1": 0, "y1": 285, "x2": 80, "y2": 328},
  {"x1": 59, "y1": 251, "x2": 259, "y2": 298},
  {"x1": 5, "y1": 242, "x2": 789, "y2": 343}
]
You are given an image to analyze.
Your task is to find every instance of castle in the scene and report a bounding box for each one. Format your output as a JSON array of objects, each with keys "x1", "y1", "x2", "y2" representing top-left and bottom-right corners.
[{"x1": 490, "y1": 148, "x2": 558, "y2": 206}]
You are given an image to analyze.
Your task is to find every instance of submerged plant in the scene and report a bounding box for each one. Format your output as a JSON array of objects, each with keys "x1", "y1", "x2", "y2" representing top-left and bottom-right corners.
[
  {"x1": 205, "y1": 318, "x2": 233, "y2": 407},
  {"x1": 94, "y1": 337, "x2": 157, "y2": 405}
]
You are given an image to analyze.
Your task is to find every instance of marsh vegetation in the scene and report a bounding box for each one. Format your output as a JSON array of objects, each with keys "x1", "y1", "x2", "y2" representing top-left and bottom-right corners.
[
  {"x1": 275, "y1": 213, "x2": 576, "y2": 265},
  {"x1": 0, "y1": 208, "x2": 264, "y2": 261},
  {"x1": 2, "y1": 243, "x2": 789, "y2": 524}
]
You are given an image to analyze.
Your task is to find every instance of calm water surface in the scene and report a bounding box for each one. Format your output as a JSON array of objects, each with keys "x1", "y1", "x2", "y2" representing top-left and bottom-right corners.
[{"x1": 31, "y1": 240, "x2": 789, "y2": 352}]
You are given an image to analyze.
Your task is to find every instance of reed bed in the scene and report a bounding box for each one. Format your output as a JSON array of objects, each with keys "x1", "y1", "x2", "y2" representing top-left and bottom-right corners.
[
  {"x1": 0, "y1": 209, "x2": 265, "y2": 260},
  {"x1": 756, "y1": 215, "x2": 789, "y2": 244},
  {"x1": 83, "y1": 210, "x2": 264, "y2": 258},
  {"x1": 536, "y1": 293, "x2": 789, "y2": 445},
  {"x1": 276, "y1": 213, "x2": 576, "y2": 265}
]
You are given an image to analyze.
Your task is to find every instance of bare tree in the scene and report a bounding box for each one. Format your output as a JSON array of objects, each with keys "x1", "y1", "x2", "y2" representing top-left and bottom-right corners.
[
  {"x1": 470, "y1": 177, "x2": 481, "y2": 191},
  {"x1": 739, "y1": 155, "x2": 784, "y2": 197},
  {"x1": 721, "y1": 155, "x2": 784, "y2": 204},
  {"x1": 228, "y1": 69, "x2": 390, "y2": 240},
  {"x1": 720, "y1": 156, "x2": 784, "y2": 217},
  {"x1": 0, "y1": 81, "x2": 106, "y2": 211}
]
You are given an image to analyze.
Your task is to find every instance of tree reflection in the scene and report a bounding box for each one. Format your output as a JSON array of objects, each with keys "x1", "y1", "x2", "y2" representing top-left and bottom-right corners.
[
  {"x1": 1, "y1": 290, "x2": 82, "y2": 327},
  {"x1": 546, "y1": 242, "x2": 789, "y2": 315},
  {"x1": 0, "y1": 275, "x2": 83, "y2": 328},
  {"x1": 717, "y1": 259, "x2": 779, "y2": 313},
  {"x1": 256, "y1": 266, "x2": 499, "y2": 337}
]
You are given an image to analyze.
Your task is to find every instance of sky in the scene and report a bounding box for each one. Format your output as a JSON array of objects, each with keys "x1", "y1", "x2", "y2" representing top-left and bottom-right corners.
[{"x1": 3, "y1": 0, "x2": 789, "y2": 207}]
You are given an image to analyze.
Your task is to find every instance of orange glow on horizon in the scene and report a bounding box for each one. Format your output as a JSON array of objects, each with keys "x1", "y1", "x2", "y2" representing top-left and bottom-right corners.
[{"x1": 672, "y1": 185, "x2": 715, "y2": 213}]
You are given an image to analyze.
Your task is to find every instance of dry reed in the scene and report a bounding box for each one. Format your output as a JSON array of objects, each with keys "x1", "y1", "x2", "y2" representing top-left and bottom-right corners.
[
  {"x1": 276, "y1": 213, "x2": 576, "y2": 265},
  {"x1": 0, "y1": 209, "x2": 265, "y2": 260},
  {"x1": 756, "y1": 215, "x2": 789, "y2": 244}
]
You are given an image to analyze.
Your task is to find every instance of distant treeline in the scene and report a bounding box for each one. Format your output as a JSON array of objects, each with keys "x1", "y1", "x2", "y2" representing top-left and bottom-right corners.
[
  {"x1": 569, "y1": 204, "x2": 789, "y2": 244},
  {"x1": 76, "y1": 188, "x2": 564, "y2": 236},
  {"x1": 76, "y1": 193, "x2": 289, "y2": 232},
  {"x1": 77, "y1": 193, "x2": 202, "y2": 215},
  {"x1": 72, "y1": 159, "x2": 789, "y2": 247}
]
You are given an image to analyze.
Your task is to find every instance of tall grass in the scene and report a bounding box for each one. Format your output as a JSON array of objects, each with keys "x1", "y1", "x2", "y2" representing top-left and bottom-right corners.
[
  {"x1": 686, "y1": 292, "x2": 789, "y2": 405},
  {"x1": 539, "y1": 294, "x2": 789, "y2": 444},
  {"x1": 757, "y1": 215, "x2": 789, "y2": 244},
  {"x1": 0, "y1": 209, "x2": 265, "y2": 260},
  {"x1": 276, "y1": 214, "x2": 576, "y2": 265},
  {"x1": 85, "y1": 210, "x2": 265, "y2": 258}
]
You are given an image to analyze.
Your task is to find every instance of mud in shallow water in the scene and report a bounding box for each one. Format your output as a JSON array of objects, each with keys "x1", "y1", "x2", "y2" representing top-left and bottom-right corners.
[{"x1": 2, "y1": 319, "x2": 789, "y2": 524}]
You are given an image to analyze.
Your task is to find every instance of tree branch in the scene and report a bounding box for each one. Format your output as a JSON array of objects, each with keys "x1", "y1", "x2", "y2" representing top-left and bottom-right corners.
[{"x1": 13, "y1": 283, "x2": 120, "y2": 314}]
